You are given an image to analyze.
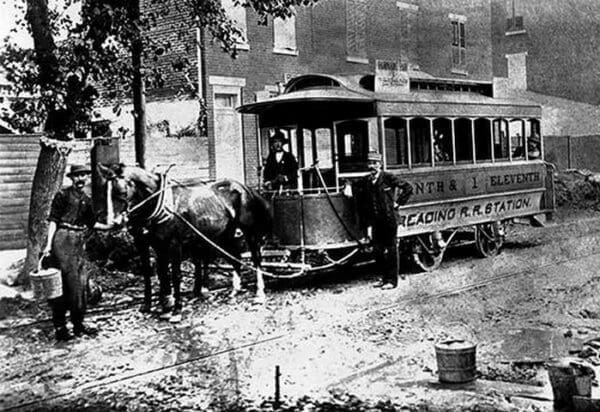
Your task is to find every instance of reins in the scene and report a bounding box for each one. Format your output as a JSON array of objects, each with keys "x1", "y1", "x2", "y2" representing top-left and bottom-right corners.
[{"x1": 113, "y1": 166, "x2": 362, "y2": 280}]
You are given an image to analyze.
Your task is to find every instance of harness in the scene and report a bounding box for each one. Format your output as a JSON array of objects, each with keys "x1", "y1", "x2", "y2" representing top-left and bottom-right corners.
[
  {"x1": 126, "y1": 173, "x2": 174, "y2": 227},
  {"x1": 145, "y1": 174, "x2": 174, "y2": 226}
]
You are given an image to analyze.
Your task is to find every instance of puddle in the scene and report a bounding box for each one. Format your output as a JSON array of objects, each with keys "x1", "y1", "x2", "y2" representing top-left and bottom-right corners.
[{"x1": 501, "y1": 328, "x2": 583, "y2": 363}]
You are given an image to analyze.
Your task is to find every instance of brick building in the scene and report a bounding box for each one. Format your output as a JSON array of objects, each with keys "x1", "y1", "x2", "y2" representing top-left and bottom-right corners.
[
  {"x1": 496, "y1": 0, "x2": 600, "y2": 106},
  {"x1": 98, "y1": 0, "x2": 599, "y2": 186},
  {"x1": 97, "y1": 0, "x2": 510, "y2": 186}
]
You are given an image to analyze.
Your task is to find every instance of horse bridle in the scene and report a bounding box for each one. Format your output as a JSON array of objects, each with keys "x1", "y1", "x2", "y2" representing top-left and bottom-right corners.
[{"x1": 107, "y1": 172, "x2": 173, "y2": 226}]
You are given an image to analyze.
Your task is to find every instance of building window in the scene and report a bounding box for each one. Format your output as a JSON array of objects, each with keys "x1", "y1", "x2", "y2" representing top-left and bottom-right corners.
[
  {"x1": 346, "y1": 0, "x2": 368, "y2": 63},
  {"x1": 273, "y1": 14, "x2": 297, "y2": 55},
  {"x1": 222, "y1": 0, "x2": 248, "y2": 47},
  {"x1": 506, "y1": 0, "x2": 525, "y2": 34},
  {"x1": 396, "y1": 2, "x2": 418, "y2": 63},
  {"x1": 451, "y1": 19, "x2": 466, "y2": 70}
]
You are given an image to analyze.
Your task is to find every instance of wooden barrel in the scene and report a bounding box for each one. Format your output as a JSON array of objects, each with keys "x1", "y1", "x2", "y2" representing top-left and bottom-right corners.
[
  {"x1": 30, "y1": 267, "x2": 63, "y2": 300},
  {"x1": 547, "y1": 358, "x2": 595, "y2": 409},
  {"x1": 435, "y1": 340, "x2": 477, "y2": 383}
]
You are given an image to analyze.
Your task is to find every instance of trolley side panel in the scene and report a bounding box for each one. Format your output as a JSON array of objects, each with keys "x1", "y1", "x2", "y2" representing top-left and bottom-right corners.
[
  {"x1": 393, "y1": 163, "x2": 546, "y2": 204},
  {"x1": 271, "y1": 193, "x2": 362, "y2": 248},
  {"x1": 396, "y1": 190, "x2": 544, "y2": 236}
]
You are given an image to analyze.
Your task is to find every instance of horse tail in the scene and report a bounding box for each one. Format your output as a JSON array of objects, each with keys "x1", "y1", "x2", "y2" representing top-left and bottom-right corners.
[{"x1": 245, "y1": 185, "x2": 273, "y2": 237}]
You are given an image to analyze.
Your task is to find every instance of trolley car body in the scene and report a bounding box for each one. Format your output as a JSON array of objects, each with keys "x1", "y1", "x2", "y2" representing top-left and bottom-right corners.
[{"x1": 238, "y1": 73, "x2": 554, "y2": 273}]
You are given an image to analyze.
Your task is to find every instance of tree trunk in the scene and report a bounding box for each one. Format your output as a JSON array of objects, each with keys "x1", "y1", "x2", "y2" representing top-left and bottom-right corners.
[
  {"x1": 17, "y1": 1, "x2": 67, "y2": 286},
  {"x1": 18, "y1": 144, "x2": 67, "y2": 286},
  {"x1": 26, "y1": 0, "x2": 59, "y2": 88}
]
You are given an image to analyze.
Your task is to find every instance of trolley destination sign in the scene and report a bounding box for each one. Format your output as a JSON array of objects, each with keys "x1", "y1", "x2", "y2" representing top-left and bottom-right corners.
[
  {"x1": 403, "y1": 163, "x2": 545, "y2": 203},
  {"x1": 398, "y1": 191, "x2": 543, "y2": 235}
]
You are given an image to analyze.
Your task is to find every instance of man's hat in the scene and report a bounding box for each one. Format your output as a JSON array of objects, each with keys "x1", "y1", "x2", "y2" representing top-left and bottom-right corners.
[
  {"x1": 271, "y1": 130, "x2": 288, "y2": 143},
  {"x1": 367, "y1": 151, "x2": 382, "y2": 162},
  {"x1": 67, "y1": 164, "x2": 91, "y2": 177}
]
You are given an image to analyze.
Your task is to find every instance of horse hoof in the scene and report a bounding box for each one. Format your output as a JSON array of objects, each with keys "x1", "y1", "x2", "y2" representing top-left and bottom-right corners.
[
  {"x1": 169, "y1": 314, "x2": 182, "y2": 323},
  {"x1": 160, "y1": 295, "x2": 175, "y2": 310},
  {"x1": 159, "y1": 312, "x2": 172, "y2": 321},
  {"x1": 254, "y1": 295, "x2": 266, "y2": 305}
]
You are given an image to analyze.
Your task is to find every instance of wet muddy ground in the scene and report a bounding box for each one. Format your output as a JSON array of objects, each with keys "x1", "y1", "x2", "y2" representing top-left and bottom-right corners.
[{"x1": 2, "y1": 206, "x2": 600, "y2": 411}]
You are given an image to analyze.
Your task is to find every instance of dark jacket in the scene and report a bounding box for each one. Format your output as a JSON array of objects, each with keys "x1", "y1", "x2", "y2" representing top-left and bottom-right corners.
[
  {"x1": 48, "y1": 186, "x2": 95, "y2": 228},
  {"x1": 264, "y1": 151, "x2": 299, "y2": 189},
  {"x1": 356, "y1": 171, "x2": 413, "y2": 227}
]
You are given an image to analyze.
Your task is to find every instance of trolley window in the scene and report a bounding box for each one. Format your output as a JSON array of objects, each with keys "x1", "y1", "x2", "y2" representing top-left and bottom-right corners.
[
  {"x1": 433, "y1": 118, "x2": 452, "y2": 164},
  {"x1": 527, "y1": 119, "x2": 541, "y2": 160},
  {"x1": 336, "y1": 119, "x2": 369, "y2": 172},
  {"x1": 493, "y1": 119, "x2": 509, "y2": 161},
  {"x1": 474, "y1": 118, "x2": 492, "y2": 162},
  {"x1": 301, "y1": 127, "x2": 335, "y2": 188},
  {"x1": 302, "y1": 128, "x2": 313, "y2": 166},
  {"x1": 315, "y1": 128, "x2": 334, "y2": 168},
  {"x1": 384, "y1": 117, "x2": 408, "y2": 167},
  {"x1": 510, "y1": 119, "x2": 525, "y2": 160},
  {"x1": 455, "y1": 118, "x2": 473, "y2": 162},
  {"x1": 410, "y1": 117, "x2": 431, "y2": 167}
]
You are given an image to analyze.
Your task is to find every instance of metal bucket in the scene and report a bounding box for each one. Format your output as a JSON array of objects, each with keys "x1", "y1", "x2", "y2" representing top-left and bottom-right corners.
[
  {"x1": 547, "y1": 358, "x2": 595, "y2": 409},
  {"x1": 435, "y1": 339, "x2": 477, "y2": 383},
  {"x1": 30, "y1": 259, "x2": 63, "y2": 300}
]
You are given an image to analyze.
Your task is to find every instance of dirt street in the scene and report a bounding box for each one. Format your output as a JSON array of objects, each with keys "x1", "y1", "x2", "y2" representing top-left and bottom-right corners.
[{"x1": 2, "y1": 207, "x2": 600, "y2": 411}]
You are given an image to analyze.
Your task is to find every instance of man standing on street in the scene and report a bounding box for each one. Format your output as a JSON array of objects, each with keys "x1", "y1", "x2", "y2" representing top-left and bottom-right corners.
[
  {"x1": 43, "y1": 164, "x2": 117, "y2": 341},
  {"x1": 352, "y1": 151, "x2": 413, "y2": 289}
]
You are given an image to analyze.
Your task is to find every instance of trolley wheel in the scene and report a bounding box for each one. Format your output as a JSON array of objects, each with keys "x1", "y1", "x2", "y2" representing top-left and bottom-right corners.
[
  {"x1": 474, "y1": 222, "x2": 503, "y2": 258},
  {"x1": 411, "y1": 234, "x2": 443, "y2": 272}
]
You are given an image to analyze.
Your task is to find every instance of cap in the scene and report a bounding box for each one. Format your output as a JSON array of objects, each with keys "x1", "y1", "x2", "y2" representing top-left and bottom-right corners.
[
  {"x1": 67, "y1": 164, "x2": 91, "y2": 177},
  {"x1": 367, "y1": 151, "x2": 382, "y2": 162}
]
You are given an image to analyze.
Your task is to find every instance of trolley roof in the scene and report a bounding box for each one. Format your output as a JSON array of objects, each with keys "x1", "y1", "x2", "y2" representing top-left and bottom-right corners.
[{"x1": 237, "y1": 73, "x2": 542, "y2": 127}]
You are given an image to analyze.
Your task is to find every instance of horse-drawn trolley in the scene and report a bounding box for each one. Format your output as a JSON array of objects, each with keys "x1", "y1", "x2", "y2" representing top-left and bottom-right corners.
[{"x1": 237, "y1": 73, "x2": 555, "y2": 275}]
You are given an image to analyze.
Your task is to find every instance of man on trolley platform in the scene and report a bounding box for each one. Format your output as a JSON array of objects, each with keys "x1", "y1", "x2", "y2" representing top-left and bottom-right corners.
[{"x1": 263, "y1": 130, "x2": 299, "y2": 191}]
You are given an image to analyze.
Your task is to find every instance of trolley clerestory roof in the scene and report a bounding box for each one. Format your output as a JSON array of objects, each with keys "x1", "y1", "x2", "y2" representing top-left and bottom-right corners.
[{"x1": 237, "y1": 73, "x2": 542, "y2": 127}]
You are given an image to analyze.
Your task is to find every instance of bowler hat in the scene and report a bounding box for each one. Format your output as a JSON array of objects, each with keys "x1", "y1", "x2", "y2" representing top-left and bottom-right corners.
[
  {"x1": 271, "y1": 131, "x2": 288, "y2": 143},
  {"x1": 67, "y1": 164, "x2": 91, "y2": 177},
  {"x1": 367, "y1": 151, "x2": 382, "y2": 162}
]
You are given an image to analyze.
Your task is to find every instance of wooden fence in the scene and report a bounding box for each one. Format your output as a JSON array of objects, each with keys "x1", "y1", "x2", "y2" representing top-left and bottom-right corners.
[
  {"x1": 0, "y1": 134, "x2": 41, "y2": 250},
  {"x1": 544, "y1": 135, "x2": 600, "y2": 172}
]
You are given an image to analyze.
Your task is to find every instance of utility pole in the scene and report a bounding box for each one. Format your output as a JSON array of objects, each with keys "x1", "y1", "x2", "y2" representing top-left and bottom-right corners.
[{"x1": 130, "y1": 0, "x2": 147, "y2": 168}]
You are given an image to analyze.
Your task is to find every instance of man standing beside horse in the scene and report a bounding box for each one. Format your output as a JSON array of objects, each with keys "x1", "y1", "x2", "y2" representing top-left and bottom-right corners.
[{"x1": 43, "y1": 164, "x2": 119, "y2": 341}]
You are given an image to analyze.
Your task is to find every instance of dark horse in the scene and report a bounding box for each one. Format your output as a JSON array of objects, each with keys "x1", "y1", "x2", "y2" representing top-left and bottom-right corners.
[{"x1": 98, "y1": 164, "x2": 273, "y2": 320}]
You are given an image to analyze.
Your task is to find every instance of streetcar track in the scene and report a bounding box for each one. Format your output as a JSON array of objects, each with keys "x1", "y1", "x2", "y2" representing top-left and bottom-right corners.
[
  {"x1": 2, "y1": 333, "x2": 287, "y2": 412},
  {"x1": 4, "y1": 215, "x2": 600, "y2": 333},
  {"x1": 4, "y1": 231, "x2": 600, "y2": 411}
]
